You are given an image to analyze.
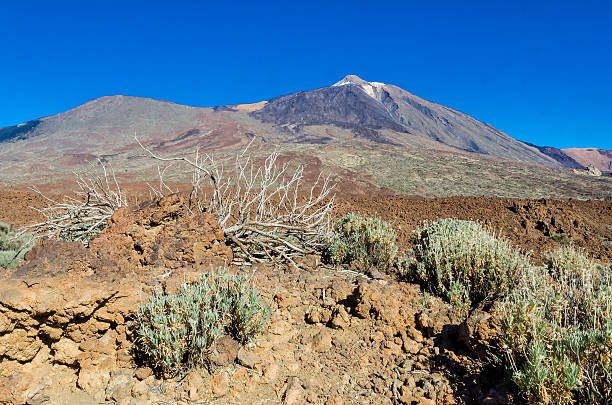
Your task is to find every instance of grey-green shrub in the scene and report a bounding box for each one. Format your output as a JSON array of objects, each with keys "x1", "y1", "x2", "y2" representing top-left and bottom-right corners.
[
  {"x1": 501, "y1": 247, "x2": 611, "y2": 404},
  {"x1": 136, "y1": 268, "x2": 270, "y2": 377},
  {"x1": 411, "y1": 218, "x2": 530, "y2": 308},
  {"x1": 0, "y1": 222, "x2": 36, "y2": 269},
  {"x1": 325, "y1": 213, "x2": 398, "y2": 271}
]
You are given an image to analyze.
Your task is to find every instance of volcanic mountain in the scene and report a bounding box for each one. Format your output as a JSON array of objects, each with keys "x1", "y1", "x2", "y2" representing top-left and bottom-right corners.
[
  {"x1": 560, "y1": 148, "x2": 612, "y2": 173},
  {"x1": 1, "y1": 75, "x2": 610, "y2": 199},
  {"x1": 251, "y1": 75, "x2": 566, "y2": 166}
]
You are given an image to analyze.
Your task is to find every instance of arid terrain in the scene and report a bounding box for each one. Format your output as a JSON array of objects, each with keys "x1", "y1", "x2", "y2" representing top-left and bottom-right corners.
[
  {"x1": 0, "y1": 75, "x2": 611, "y2": 405},
  {"x1": 2, "y1": 76, "x2": 611, "y2": 200},
  {"x1": 0, "y1": 186, "x2": 610, "y2": 404},
  {"x1": 2, "y1": 190, "x2": 611, "y2": 263}
]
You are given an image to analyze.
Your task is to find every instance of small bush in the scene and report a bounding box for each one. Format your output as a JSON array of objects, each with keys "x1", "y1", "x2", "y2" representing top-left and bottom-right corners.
[
  {"x1": 550, "y1": 232, "x2": 571, "y2": 244},
  {"x1": 325, "y1": 213, "x2": 398, "y2": 271},
  {"x1": 0, "y1": 222, "x2": 36, "y2": 269},
  {"x1": 411, "y1": 218, "x2": 530, "y2": 308},
  {"x1": 136, "y1": 268, "x2": 270, "y2": 377},
  {"x1": 501, "y1": 246, "x2": 611, "y2": 404}
]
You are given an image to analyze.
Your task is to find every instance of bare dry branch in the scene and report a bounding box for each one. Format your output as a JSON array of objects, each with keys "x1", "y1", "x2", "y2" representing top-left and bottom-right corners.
[
  {"x1": 19, "y1": 159, "x2": 128, "y2": 243},
  {"x1": 137, "y1": 137, "x2": 335, "y2": 264}
]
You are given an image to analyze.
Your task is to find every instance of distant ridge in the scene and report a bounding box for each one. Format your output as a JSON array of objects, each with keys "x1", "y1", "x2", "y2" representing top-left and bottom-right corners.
[
  {"x1": 1, "y1": 75, "x2": 610, "y2": 199},
  {"x1": 522, "y1": 141, "x2": 585, "y2": 169},
  {"x1": 562, "y1": 148, "x2": 612, "y2": 172}
]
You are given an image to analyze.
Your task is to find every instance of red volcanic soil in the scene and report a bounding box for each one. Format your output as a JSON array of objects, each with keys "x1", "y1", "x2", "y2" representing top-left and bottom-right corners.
[
  {"x1": 335, "y1": 196, "x2": 612, "y2": 264},
  {"x1": 2, "y1": 189, "x2": 611, "y2": 264}
]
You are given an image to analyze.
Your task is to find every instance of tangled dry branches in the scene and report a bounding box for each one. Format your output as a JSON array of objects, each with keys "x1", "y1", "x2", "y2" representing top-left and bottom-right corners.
[
  {"x1": 137, "y1": 138, "x2": 335, "y2": 265},
  {"x1": 21, "y1": 160, "x2": 128, "y2": 242}
]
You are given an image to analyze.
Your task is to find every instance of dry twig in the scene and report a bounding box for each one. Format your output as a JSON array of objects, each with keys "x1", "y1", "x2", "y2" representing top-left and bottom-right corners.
[
  {"x1": 20, "y1": 160, "x2": 128, "y2": 242},
  {"x1": 137, "y1": 137, "x2": 335, "y2": 264}
]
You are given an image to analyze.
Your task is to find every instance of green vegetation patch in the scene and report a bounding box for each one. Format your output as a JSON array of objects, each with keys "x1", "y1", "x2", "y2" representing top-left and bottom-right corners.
[
  {"x1": 501, "y1": 246, "x2": 611, "y2": 404},
  {"x1": 325, "y1": 213, "x2": 398, "y2": 272},
  {"x1": 0, "y1": 222, "x2": 36, "y2": 269},
  {"x1": 410, "y1": 218, "x2": 530, "y2": 308},
  {"x1": 136, "y1": 267, "x2": 270, "y2": 377},
  {"x1": 550, "y1": 232, "x2": 572, "y2": 244}
]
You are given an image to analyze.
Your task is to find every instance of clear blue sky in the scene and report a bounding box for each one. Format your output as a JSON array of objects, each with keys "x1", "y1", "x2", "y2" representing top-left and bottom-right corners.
[{"x1": 1, "y1": 0, "x2": 610, "y2": 149}]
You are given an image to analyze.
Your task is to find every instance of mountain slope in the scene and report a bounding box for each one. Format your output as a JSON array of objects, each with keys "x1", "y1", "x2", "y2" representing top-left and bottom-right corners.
[
  {"x1": 250, "y1": 83, "x2": 406, "y2": 145},
  {"x1": 1, "y1": 75, "x2": 611, "y2": 200},
  {"x1": 522, "y1": 142, "x2": 586, "y2": 169},
  {"x1": 251, "y1": 75, "x2": 562, "y2": 166},
  {"x1": 561, "y1": 148, "x2": 612, "y2": 173}
]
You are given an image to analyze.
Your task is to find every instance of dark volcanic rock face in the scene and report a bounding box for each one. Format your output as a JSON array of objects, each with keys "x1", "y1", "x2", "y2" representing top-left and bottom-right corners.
[
  {"x1": 250, "y1": 85, "x2": 406, "y2": 144},
  {"x1": 0, "y1": 119, "x2": 42, "y2": 143},
  {"x1": 523, "y1": 142, "x2": 586, "y2": 169}
]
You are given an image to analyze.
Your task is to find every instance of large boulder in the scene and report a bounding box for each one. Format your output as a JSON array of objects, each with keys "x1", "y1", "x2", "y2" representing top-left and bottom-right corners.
[{"x1": 90, "y1": 193, "x2": 233, "y2": 271}]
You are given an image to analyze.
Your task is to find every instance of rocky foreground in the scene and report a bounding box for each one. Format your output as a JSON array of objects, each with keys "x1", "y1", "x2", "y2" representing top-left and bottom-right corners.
[
  {"x1": 0, "y1": 194, "x2": 516, "y2": 405},
  {"x1": 2, "y1": 192, "x2": 612, "y2": 404}
]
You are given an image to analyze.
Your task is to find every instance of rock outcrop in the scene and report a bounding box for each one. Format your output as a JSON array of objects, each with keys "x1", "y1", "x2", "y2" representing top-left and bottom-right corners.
[{"x1": 0, "y1": 194, "x2": 232, "y2": 403}]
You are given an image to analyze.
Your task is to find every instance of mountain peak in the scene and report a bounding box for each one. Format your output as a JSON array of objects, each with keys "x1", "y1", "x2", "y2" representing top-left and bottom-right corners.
[{"x1": 333, "y1": 74, "x2": 370, "y2": 87}]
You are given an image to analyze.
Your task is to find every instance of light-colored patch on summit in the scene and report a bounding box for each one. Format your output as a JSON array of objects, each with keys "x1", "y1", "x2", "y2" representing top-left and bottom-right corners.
[
  {"x1": 360, "y1": 84, "x2": 376, "y2": 98},
  {"x1": 234, "y1": 101, "x2": 267, "y2": 112}
]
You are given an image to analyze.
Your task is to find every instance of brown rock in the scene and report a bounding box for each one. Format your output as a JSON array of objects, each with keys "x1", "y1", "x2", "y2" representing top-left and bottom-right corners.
[
  {"x1": 78, "y1": 364, "x2": 111, "y2": 396},
  {"x1": 352, "y1": 281, "x2": 417, "y2": 329},
  {"x1": 210, "y1": 335, "x2": 240, "y2": 367},
  {"x1": 91, "y1": 195, "x2": 232, "y2": 271},
  {"x1": 325, "y1": 396, "x2": 345, "y2": 405},
  {"x1": 416, "y1": 312, "x2": 434, "y2": 337},
  {"x1": 268, "y1": 314, "x2": 291, "y2": 335},
  {"x1": 370, "y1": 330, "x2": 385, "y2": 343},
  {"x1": 305, "y1": 307, "x2": 332, "y2": 324},
  {"x1": 51, "y1": 338, "x2": 82, "y2": 365},
  {"x1": 0, "y1": 312, "x2": 13, "y2": 334},
  {"x1": 0, "y1": 328, "x2": 42, "y2": 362},
  {"x1": 131, "y1": 380, "x2": 148, "y2": 398},
  {"x1": 183, "y1": 370, "x2": 206, "y2": 401},
  {"x1": 330, "y1": 305, "x2": 350, "y2": 330},
  {"x1": 232, "y1": 367, "x2": 249, "y2": 381},
  {"x1": 311, "y1": 329, "x2": 333, "y2": 351},
  {"x1": 262, "y1": 362, "x2": 279, "y2": 383},
  {"x1": 134, "y1": 367, "x2": 153, "y2": 381},
  {"x1": 399, "y1": 330, "x2": 420, "y2": 354},
  {"x1": 105, "y1": 371, "x2": 134, "y2": 403},
  {"x1": 274, "y1": 292, "x2": 293, "y2": 309},
  {"x1": 458, "y1": 304, "x2": 503, "y2": 360},
  {"x1": 0, "y1": 370, "x2": 47, "y2": 405},
  {"x1": 209, "y1": 371, "x2": 229, "y2": 396},
  {"x1": 237, "y1": 347, "x2": 260, "y2": 369},
  {"x1": 406, "y1": 325, "x2": 424, "y2": 343},
  {"x1": 283, "y1": 377, "x2": 304, "y2": 405},
  {"x1": 327, "y1": 280, "x2": 354, "y2": 304}
]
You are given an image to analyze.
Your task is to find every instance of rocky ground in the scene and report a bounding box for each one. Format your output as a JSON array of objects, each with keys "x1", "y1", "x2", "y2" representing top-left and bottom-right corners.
[
  {"x1": 2, "y1": 190, "x2": 611, "y2": 263},
  {"x1": 0, "y1": 191, "x2": 611, "y2": 404}
]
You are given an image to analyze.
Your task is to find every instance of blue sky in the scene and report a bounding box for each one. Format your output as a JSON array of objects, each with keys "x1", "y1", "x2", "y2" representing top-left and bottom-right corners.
[{"x1": 1, "y1": 0, "x2": 610, "y2": 149}]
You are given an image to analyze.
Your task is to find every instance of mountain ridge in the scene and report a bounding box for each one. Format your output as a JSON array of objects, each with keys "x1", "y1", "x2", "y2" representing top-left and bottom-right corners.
[{"x1": 1, "y1": 75, "x2": 611, "y2": 198}]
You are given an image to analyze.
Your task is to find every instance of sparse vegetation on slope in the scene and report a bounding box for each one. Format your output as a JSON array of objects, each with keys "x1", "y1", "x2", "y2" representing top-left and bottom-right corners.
[
  {"x1": 501, "y1": 246, "x2": 611, "y2": 404},
  {"x1": 136, "y1": 267, "x2": 270, "y2": 377},
  {"x1": 325, "y1": 213, "x2": 398, "y2": 272},
  {"x1": 0, "y1": 221, "x2": 35, "y2": 269},
  {"x1": 411, "y1": 218, "x2": 531, "y2": 308}
]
